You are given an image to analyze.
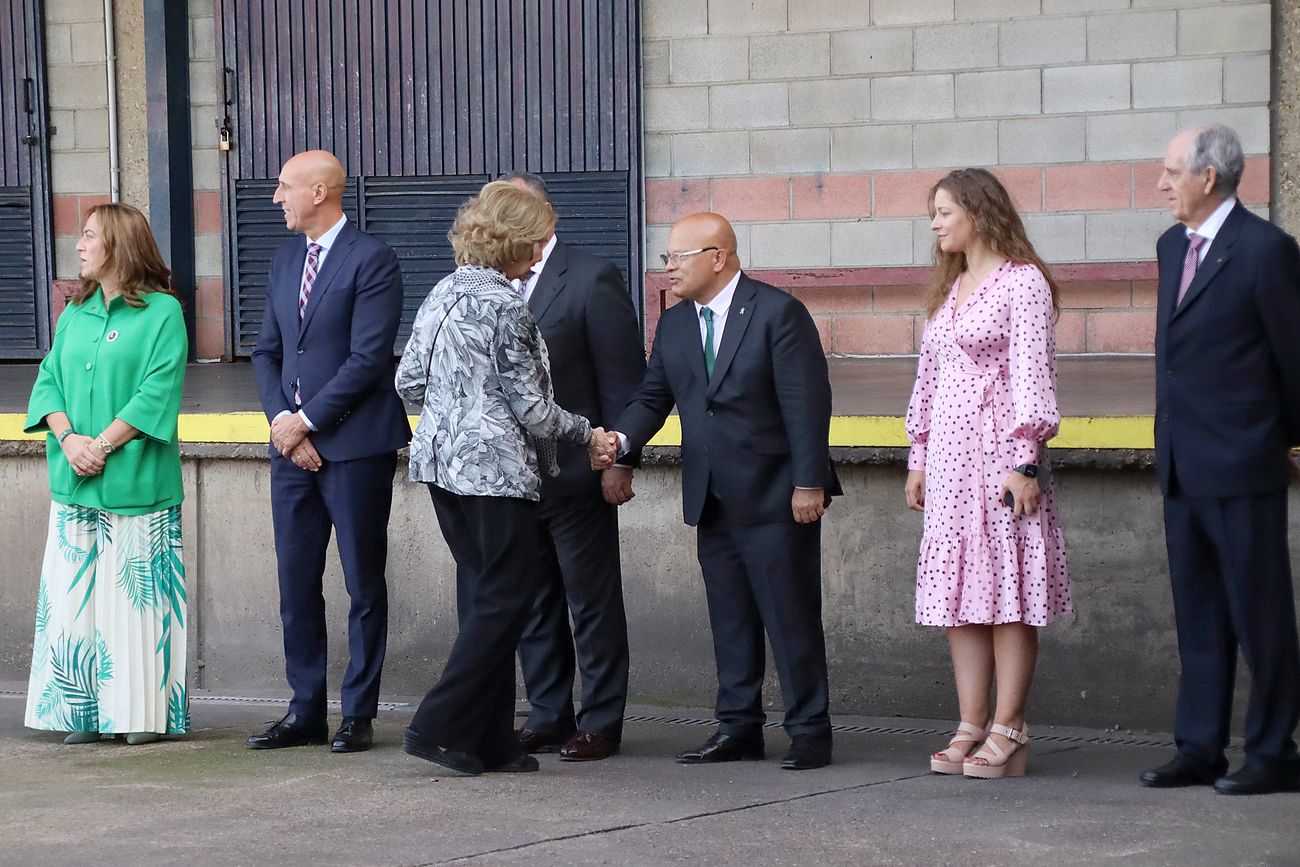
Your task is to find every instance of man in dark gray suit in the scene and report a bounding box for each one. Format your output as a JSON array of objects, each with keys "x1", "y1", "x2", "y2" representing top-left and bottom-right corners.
[
  {"x1": 611, "y1": 212, "x2": 840, "y2": 771},
  {"x1": 503, "y1": 172, "x2": 646, "y2": 762}
]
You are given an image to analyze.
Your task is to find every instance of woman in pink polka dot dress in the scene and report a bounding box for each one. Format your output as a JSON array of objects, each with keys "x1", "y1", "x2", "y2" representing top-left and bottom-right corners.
[{"x1": 904, "y1": 168, "x2": 1072, "y2": 780}]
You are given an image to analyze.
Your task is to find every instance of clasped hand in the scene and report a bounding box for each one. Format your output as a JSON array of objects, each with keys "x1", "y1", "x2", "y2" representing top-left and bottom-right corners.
[
  {"x1": 62, "y1": 434, "x2": 106, "y2": 477},
  {"x1": 588, "y1": 427, "x2": 618, "y2": 470}
]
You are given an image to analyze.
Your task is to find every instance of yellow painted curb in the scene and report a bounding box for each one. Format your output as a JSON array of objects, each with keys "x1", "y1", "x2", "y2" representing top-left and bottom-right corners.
[{"x1": 2, "y1": 412, "x2": 1154, "y2": 449}]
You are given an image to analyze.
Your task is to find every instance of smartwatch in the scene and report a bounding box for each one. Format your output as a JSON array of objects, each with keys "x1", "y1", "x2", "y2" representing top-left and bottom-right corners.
[{"x1": 1013, "y1": 463, "x2": 1038, "y2": 478}]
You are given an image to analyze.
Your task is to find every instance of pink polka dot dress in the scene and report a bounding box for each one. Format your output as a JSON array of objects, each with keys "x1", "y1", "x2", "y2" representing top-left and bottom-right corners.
[{"x1": 905, "y1": 261, "x2": 1072, "y2": 627}]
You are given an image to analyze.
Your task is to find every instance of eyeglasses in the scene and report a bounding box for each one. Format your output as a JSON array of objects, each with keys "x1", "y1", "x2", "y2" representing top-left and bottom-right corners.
[{"x1": 659, "y1": 247, "x2": 719, "y2": 268}]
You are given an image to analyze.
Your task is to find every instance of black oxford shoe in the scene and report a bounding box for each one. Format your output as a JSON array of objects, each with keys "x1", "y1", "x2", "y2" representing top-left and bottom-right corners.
[
  {"x1": 246, "y1": 712, "x2": 329, "y2": 750},
  {"x1": 1139, "y1": 755, "x2": 1225, "y2": 788},
  {"x1": 1214, "y1": 763, "x2": 1300, "y2": 796},
  {"x1": 331, "y1": 717, "x2": 374, "y2": 753},
  {"x1": 781, "y1": 734, "x2": 832, "y2": 770},
  {"x1": 677, "y1": 731, "x2": 765, "y2": 764},
  {"x1": 516, "y1": 727, "x2": 573, "y2": 754}
]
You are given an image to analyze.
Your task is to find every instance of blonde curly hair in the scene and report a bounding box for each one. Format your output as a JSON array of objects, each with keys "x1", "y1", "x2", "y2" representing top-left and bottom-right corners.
[{"x1": 450, "y1": 180, "x2": 556, "y2": 270}]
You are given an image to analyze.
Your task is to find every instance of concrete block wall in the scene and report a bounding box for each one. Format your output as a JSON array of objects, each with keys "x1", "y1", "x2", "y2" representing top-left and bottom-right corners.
[
  {"x1": 45, "y1": 0, "x2": 111, "y2": 309},
  {"x1": 642, "y1": 0, "x2": 1272, "y2": 354},
  {"x1": 42, "y1": 0, "x2": 227, "y2": 359},
  {"x1": 189, "y1": 0, "x2": 225, "y2": 360}
]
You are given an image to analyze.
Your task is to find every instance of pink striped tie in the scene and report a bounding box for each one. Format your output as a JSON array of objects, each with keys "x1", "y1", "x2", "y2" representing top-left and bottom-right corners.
[
  {"x1": 298, "y1": 242, "x2": 323, "y2": 319},
  {"x1": 1176, "y1": 233, "x2": 1206, "y2": 306}
]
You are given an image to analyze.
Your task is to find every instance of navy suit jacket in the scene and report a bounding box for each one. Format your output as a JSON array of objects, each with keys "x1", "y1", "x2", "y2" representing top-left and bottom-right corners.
[
  {"x1": 616, "y1": 273, "x2": 841, "y2": 526},
  {"x1": 251, "y1": 221, "x2": 411, "y2": 462},
  {"x1": 1154, "y1": 202, "x2": 1300, "y2": 497},
  {"x1": 530, "y1": 240, "x2": 646, "y2": 499}
]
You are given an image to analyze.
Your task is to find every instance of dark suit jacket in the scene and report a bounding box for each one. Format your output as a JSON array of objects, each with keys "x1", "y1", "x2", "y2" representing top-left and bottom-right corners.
[
  {"x1": 1154, "y1": 201, "x2": 1300, "y2": 497},
  {"x1": 252, "y1": 220, "x2": 411, "y2": 462},
  {"x1": 531, "y1": 240, "x2": 646, "y2": 499},
  {"x1": 616, "y1": 272, "x2": 840, "y2": 526}
]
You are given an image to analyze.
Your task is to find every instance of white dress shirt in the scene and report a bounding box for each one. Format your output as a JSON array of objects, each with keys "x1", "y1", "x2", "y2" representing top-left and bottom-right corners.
[
  {"x1": 1187, "y1": 196, "x2": 1237, "y2": 265},
  {"x1": 694, "y1": 271, "x2": 741, "y2": 359},
  {"x1": 513, "y1": 234, "x2": 557, "y2": 302}
]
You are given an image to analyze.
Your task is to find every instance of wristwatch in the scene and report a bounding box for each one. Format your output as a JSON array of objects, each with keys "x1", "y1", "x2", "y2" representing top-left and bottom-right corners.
[
  {"x1": 1013, "y1": 463, "x2": 1038, "y2": 478},
  {"x1": 95, "y1": 435, "x2": 115, "y2": 456},
  {"x1": 56, "y1": 428, "x2": 76, "y2": 445}
]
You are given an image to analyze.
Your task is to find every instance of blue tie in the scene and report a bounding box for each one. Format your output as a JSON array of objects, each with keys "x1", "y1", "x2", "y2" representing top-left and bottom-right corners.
[{"x1": 700, "y1": 308, "x2": 716, "y2": 378}]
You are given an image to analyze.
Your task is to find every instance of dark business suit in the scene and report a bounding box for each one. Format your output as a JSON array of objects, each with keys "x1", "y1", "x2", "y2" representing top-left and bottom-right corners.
[
  {"x1": 616, "y1": 272, "x2": 840, "y2": 738},
  {"x1": 252, "y1": 219, "x2": 410, "y2": 721},
  {"x1": 1155, "y1": 201, "x2": 1300, "y2": 772},
  {"x1": 516, "y1": 240, "x2": 646, "y2": 740}
]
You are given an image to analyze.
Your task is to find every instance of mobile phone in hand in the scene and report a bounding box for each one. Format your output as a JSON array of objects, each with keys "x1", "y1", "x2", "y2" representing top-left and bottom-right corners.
[{"x1": 1002, "y1": 490, "x2": 1015, "y2": 508}]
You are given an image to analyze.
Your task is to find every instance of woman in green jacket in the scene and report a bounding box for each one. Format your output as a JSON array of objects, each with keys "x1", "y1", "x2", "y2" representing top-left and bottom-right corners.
[{"x1": 24, "y1": 203, "x2": 189, "y2": 745}]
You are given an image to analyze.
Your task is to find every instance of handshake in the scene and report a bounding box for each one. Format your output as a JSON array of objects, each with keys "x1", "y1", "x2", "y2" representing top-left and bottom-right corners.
[{"x1": 587, "y1": 427, "x2": 622, "y2": 470}]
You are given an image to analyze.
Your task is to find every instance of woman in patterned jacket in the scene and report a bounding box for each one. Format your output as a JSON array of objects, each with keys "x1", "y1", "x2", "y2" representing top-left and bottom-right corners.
[
  {"x1": 24, "y1": 203, "x2": 188, "y2": 745},
  {"x1": 396, "y1": 180, "x2": 615, "y2": 776}
]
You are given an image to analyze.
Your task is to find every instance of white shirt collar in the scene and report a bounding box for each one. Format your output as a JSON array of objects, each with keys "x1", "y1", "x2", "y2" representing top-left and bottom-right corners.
[
  {"x1": 1186, "y1": 196, "x2": 1236, "y2": 244},
  {"x1": 695, "y1": 271, "x2": 742, "y2": 319},
  {"x1": 307, "y1": 214, "x2": 349, "y2": 252}
]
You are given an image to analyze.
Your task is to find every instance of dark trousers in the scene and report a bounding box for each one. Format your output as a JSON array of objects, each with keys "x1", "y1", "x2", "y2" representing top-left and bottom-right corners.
[
  {"x1": 411, "y1": 485, "x2": 540, "y2": 764},
  {"x1": 1164, "y1": 488, "x2": 1300, "y2": 769},
  {"x1": 517, "y1": 493, "x2": 630, "y2": 738},
  {"x1": 696, "y1": 495, "x2": 831, "y2": 739},
  {"x1": 270, "y1": 451, "x2": 396, "y2": 720}
]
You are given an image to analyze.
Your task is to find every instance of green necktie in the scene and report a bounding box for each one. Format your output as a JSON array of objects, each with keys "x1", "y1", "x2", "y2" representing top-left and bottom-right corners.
[{"x1": 700, "y1": 307, "x2": 716, "y2": 378}]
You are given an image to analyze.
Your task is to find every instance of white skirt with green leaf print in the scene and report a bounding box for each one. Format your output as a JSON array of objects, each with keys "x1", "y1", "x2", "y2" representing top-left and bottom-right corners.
[{"x1": 26, "y1": 503, "x2": 189, "y2": 735}]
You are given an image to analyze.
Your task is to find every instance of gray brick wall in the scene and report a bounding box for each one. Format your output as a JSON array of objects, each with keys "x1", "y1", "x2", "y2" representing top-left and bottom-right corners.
[{"x1": 642, "y1": 0, "x2": 1273, "y2": 266}]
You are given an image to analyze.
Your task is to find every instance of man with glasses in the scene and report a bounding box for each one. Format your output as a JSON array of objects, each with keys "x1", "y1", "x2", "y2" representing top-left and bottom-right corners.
[{"x1": 610, "y1": 212, "x2": 841, "y2": 770}]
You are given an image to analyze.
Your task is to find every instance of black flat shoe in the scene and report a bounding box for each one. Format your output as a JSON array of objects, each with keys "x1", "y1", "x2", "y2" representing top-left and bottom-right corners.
[
  {"x1": 781, "y1": 733, "x2": 832, "y2": 770},
  {"x1": 246, "y1": 712, "x2": 329, "y2": 750},
  {"x1": 677, "y1": 731, "x2": 765, "y2": 764},
  {"x1": 484, "y1": 753, "x2": 540, "y2": 773},
  {"x1": 1214, "y1": 763, "x2": 1300, "y2": 796},
  {"x1": 331, "y1": 717, "x2": 374, "y2": 753},
  {"x1": 1139, "y1": 755, "x2": 1225, "y2": 788},
  {"x1": 402, "y1": 727, "x2": 484, "y2": 776}
]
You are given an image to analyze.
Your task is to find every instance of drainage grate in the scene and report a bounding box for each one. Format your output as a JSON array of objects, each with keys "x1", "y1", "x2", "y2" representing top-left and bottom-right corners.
[
  {"x1": 624, "y1": 713, "x2": 1180, "y2": 749},
  {"x1": 0, "y1": 689, "x2": 1182, "y2": 748}
]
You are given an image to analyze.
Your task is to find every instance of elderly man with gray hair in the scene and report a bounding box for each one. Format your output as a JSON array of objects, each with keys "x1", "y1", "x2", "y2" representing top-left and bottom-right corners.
[{"x1": 1139, "y1": 123, "x2": 1300, "y2": 795}]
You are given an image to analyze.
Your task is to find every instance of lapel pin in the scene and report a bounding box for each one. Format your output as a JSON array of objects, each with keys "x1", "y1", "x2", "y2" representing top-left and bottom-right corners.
[
  {"x1": 106, "y1": 330, "x2": 119, "y2": 342},
  {"x1": 739, "y1": 307, "x2": 746, "y2": 315}
]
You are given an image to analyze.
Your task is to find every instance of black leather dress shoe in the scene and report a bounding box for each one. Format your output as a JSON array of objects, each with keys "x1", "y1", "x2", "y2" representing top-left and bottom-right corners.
[
  {"x1": 781, "y1": 734, "x2": 832, "y2": 770},
  {"x1": 677, "y1": 731, "x2": 765, "y2": 764},
  {"x1": 331, "y1": 717, "x2": 374, "y2": 753},
  {"x1": 1139, "y1": 755, "x2": 1226, "y2": 788},
  {"x1": 1213, "y1": 763, "x2": 1300, "y2": 796},
  {"x1": 402, "y1": 727, "x2": 484, "y2": 776},
  {"x1": 246, "y1": 712, "x2": 328, "y2": 750},
  {"x1": 516, "y1": 727, "x2": 573, "y2": 754}
]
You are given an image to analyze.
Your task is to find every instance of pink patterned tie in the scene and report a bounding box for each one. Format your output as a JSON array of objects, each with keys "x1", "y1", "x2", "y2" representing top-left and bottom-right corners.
[
  {"x1": 298, "y1": 242, "x2": 323, "y2": 319},
  {"x1": 1176, "y1": 233, "x2": 1206, "y2": 306}
]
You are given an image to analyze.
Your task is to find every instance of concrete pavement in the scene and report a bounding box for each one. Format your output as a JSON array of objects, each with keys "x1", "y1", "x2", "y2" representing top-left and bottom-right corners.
[{"x1": 1, "y1": 689, "x2": 1296, "y2": 866}]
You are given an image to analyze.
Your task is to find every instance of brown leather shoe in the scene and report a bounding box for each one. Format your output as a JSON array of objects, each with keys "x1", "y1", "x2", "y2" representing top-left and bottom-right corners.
[
  {"x1": 516, "y1": 727, "x2": 571, "y2": 754},
  {"x1": 559, "y1": 730, "x2": 620, "y2": 762}
]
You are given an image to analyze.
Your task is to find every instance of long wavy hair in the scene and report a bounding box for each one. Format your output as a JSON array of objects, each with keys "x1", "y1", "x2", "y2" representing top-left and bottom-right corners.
[
  {"x1": 71, "y1": 203, "x2": 175, "y2": 308},
  {"x1": 923, "y1": 168, "x2": 1059, "y2": 319}
]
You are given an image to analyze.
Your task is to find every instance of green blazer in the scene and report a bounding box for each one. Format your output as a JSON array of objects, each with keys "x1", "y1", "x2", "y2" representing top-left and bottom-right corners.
[{"x1": 26, "y1": 288, "x2": 187, "y2": 515}]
